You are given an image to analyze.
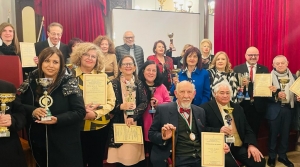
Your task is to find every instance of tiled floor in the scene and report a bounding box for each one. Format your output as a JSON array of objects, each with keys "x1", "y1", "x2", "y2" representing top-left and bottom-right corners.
[{"x1": 265, "y1": 150, "x2": 300, "y2": 167}]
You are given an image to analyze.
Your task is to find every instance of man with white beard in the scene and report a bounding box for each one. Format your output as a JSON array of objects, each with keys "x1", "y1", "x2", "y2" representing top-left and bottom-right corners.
[{"x1": 149, "y1": 81, "x2": 230, "y2": 167}]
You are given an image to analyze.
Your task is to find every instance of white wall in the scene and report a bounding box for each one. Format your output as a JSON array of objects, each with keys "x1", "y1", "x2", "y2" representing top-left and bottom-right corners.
[
  {"x1": 0, "y1": 0, "x2": 16, "y2": 26},
  {"x1": 208, "y1": 15, "x2": 214, "y2": 54}
]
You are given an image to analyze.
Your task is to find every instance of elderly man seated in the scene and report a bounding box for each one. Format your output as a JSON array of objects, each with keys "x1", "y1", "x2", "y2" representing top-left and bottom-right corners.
[{"x1": 200, "y1": 81, "x2": 266, "y2": 167}]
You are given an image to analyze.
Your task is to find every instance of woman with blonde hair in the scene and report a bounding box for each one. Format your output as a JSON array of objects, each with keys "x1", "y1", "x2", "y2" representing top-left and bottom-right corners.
[
  {"x1": 93, "y1": 35, "x2": 118, "y2": 80},
  {"x1": 71, "y1": 42, "x2": 116, "y2": 167},
  {"x1": 200, "y1": 39, "x2": 214, "y2": 69},
  {"x1": 208, "y1": 51, "x2": 239, "y2": 102}
]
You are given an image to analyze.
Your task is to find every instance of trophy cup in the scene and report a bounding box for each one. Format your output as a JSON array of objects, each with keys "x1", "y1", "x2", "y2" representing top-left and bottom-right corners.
[
  {"x1": 242, "y1": 73, "x2": 250, "y2": 100},
  {"x1": 148, "y1": 87, "x2": 157, "y2": 114},
  {"x1": 237, "y1": 73, "x2": 244, "y2": 102},
  {"x1": 223, "y1": 107, "x2": 235, "y2": 143},
  {"x1": 37, "y1": 78, "x2": 53, "y2": 121},
  {"x1": 0, "y1": 93, "x2": 15, "y2": 137},
  {"x1": 125, "y1": 83, "x2": 137, "y2": 116},
  {"x1": 279, "y1": 78, "x2": 290, "y2": 104},
  {"x1": 168, "y1": 33, "x2": 176, "y2": 51},
  {"x1": 158, "y1": 0, "x2": 166, "y2": 10},
  {"x1": 171, "y1": 65, "x2": 181, "y2": 85}
]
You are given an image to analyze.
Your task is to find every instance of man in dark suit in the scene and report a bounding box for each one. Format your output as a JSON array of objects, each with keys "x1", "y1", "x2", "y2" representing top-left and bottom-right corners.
[
  {"x1": 267, "y1": 55, "x2": 295, "y2": 167},
  {"x1": 233, "y1": 46, "x2": 269, "y2": 137},
  {"x1": 149, "y1": 81, "x2": 229, "y2": 167},
  {"x1": 0, "y1": 80, "x2": 27, "y2": 167},
  {"x1": 34, "y1": 22, "x2": 69, "y2": 63},
  {"x1": 200, "y1": 81, "x2": 266, "y2": 167}
]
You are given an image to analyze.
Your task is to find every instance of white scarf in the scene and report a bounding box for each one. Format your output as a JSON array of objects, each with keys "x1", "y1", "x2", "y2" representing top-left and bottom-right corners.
[{"x1": 271, "y1": 69, "x2": 295, "y2": 108}]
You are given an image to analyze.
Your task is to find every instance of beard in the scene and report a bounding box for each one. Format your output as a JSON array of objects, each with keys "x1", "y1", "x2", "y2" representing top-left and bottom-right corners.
[{"x1": 181, "y1": 102, "x2": 191, "y2": 109}]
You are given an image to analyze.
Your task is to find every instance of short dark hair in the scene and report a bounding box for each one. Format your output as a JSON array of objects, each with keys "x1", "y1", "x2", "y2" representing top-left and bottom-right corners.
[
  {"x1": 67, "y1": 37, "x2": 83, "y2": 54},
  {"x1": 138, "y1": 60, "x2": 163, "y2": 87},
  {"x1": 152, "y1": 40, "x2": 167, "y2": 54},
  {"x1": 117, "y1": 55, "x2": 137, "y2": 79},
  {"x1": 182, "y1": 46, "x2": 202, "y2": 70}
]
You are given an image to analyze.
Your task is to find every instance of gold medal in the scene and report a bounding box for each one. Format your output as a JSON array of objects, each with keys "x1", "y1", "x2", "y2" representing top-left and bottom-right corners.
[{"x1": 189, "y1": 132, "x2": 195, "y2": 141}]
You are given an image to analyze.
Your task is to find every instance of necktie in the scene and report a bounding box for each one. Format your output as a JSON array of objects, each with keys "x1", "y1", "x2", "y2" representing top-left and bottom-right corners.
[
  {"x1": 179, "y1": 108, "x2": 190, "y2": 115},
  {"x1": 250, "y1": 66, "x2": 254, "y2": 81}
]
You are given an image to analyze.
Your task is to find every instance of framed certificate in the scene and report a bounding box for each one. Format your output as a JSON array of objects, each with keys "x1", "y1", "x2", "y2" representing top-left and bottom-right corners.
[
  {"x1": 290, "y1": 77, "x2": 300, "y2": 96},
  {"x1": 113, "y1": 124, "x2": 143, "y2": 144},
  {"x1": 201, "y1": 132, "x2": 225, "y2": 167},
  {"x1": 19, "y1": 42, "x2": 37, "y2": 67},
  {"x1": 254, "y1": 74, "x2": 272, "y2": 97},
  {"x1": 83, "y1": 74, "x2": 107, "y2": 105}
]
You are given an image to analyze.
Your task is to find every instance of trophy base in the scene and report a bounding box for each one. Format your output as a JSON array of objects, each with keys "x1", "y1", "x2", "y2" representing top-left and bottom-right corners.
[
  {"x1": 149, "y1": 109, "x2": 156, "y2": 114},
  {"x1": 0, "y1": 131, "x2": 10, "y2": 137},
  {"x1": 40, "y1": 116, "x2": 52, "y2": 121},
  {"x1": 244, "y1": 97, "x2": 250, "y2": 100},
  {"x1": 126, "y1": 111, "x2": 134, "y2": 116},
  {"x1": 225, "y1": 135, "x2": 235, "y2": 143}
]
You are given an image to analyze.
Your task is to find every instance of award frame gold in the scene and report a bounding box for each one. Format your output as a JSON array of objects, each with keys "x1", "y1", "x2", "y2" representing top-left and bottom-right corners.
[{"x1": 83, "y1": 74, "x2": 107, "y2": 105}]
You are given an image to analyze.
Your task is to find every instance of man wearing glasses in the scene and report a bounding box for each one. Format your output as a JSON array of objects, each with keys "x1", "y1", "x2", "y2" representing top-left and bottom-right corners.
[
  {"x1": 233, "y1": 46, "x2": 269, "y2": 138},
  {"x1": 34, "y1": 22, "x2": 69, "y2": 63},
  {"x1": 115, "y1": 31, "x2": 144, "y2": 73}
]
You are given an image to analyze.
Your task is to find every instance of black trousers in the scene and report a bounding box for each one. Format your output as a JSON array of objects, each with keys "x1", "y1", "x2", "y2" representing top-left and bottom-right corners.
[
  {"x1": 80, "y1": 125, "x2": 109, "y2": 167},
  {"x1": 243, "y1": 103, "x2": 264, "y2": 137}
]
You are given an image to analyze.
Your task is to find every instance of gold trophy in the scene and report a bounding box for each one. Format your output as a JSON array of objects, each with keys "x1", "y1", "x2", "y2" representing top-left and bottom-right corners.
[
  {"x1": 158, "y1": 0, "x2": 166, "y2": 10},
  {"x1": 237, "y1": 73, "x2": 244, "y2": 102},
  {"x1": 279, "y1": 78, "x2": 290, "y2": 104},
  {"x1": 0, "y1": 93, "x2": 16, "y2": 137},
  {"x1": 148, "y1": 87, "x2": 157, "y2": 114},
  {"x1": 37, "y1": 78, "x2": 53, "y2": 121},
  {"x1": 223, "y1": 107, "x2": 235, "y2": 143},
  {"x1": 125, "y1": 83, "x2": 137, "y2": 116},
  {"x1": 168, "y1": 33, "x2": 176, "y2": 51}
]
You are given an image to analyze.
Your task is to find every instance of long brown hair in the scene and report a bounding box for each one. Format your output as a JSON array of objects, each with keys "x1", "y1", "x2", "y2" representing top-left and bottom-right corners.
[{"x1": 0, "y1": 22, "x2": 20, "y2": 54}]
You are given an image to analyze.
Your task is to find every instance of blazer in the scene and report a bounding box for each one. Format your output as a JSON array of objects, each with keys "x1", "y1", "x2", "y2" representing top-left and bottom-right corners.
[
  {"x1": 200, "y1": 100, "x2": 257, "y2": 147},
  {"x1": 0, "y1": 80, "x2": 27, "y2": 167},
  {"x1": 233, "y1": 63, "x2": 269, "y2": 112},
  {"x1": 148, "y1": 102, "x2": 206, "y2": 167},
  {"x1": 35, "y1": 40, "x2": 69, "y2": 63}
]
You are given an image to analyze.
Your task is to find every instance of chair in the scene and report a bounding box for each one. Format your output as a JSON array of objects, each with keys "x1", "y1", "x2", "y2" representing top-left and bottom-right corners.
[{"x1": 0, "y1": 56, "x2": 23, "y2": 89}]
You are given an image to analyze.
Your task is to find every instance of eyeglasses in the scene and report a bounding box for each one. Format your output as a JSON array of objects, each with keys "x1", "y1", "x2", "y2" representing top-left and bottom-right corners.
[
  {"x1": 247, "y1": 54, "x2": 259, "y2": 57},
  {"x1": 124, "y1": 36, "x2": 134, "y2": 40},
  {"x1": 49, "y1": 32, "x2": 62, "y2": 37},
  {"x1": 121, "y1": 63, "x2": 134, "y2": 67},
  {"x1": 82, "y1": 53, "x2": 97, "y2": 60},
  {"x1": 145, "y1": 69, "x2": 157, "y2": 73}
]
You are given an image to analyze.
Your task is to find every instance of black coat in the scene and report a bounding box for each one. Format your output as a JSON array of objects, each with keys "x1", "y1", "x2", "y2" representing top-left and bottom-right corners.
[
  {"x1": 20, "y1": 69, "x2": 85, "y2": 167},
  {"x1": 200, "y1": 100, "x2": 257, "y2": 146},
  {"x1": 35, "y1": 40, "x2": 69, "y2": 63},
  {"x1": 0, "y1": 80, "x2": 27, "y2": 167}
]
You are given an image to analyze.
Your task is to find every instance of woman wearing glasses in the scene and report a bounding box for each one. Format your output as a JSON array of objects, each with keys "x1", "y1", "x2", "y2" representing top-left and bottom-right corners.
[
  {"x1": 208, "y1": 51, "x2": 239, "y2": 102},
  {"x1": 70, "y1": 42, "x2": 116, "y2": 167},
  {"x1": 147, "y1": 40, "x2": 174, "y2": 90},
  {"x1": 107, "y1": 55, "x2": 147, "y2": 167}
]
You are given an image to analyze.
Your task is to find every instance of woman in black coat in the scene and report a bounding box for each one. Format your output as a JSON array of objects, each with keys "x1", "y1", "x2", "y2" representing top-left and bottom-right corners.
[
  {"x1": 19, "y1": 47, "x2": 86, "y2": 167},
  {"x1": 0, "y1": 80, "x2": 27, "y2": 167}
]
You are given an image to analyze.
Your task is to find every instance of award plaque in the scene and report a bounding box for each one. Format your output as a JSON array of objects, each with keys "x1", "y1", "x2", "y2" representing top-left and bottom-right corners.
[
  {"x1": 0, "y1": 93, "x2": 16, "y2": 137},
  {"x1": 37, "y1": 78, "x2": 53, "y2": 121}
]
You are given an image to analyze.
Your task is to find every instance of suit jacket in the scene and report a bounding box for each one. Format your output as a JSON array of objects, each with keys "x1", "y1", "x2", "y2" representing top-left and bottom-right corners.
[
  {"x1": 35, "y1": 40, "x2": 69, "y2": 63},
  {"x1": 148, "y1": 102, "x2": 206, "y2": 166},
  {"x1": 233, "y1": 63, "x2": 269, "y2": 112},
  {"x1": 0, "y1": 80, "x2": 27, "y2": 167},
  {"x1": 200, "y1": 100, "x2": 257, "y2": 147}
]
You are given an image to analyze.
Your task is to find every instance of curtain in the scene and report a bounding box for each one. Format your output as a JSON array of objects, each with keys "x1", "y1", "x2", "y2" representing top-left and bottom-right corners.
[
  {"x1": 215, "y1": 0, "x2": 300, "y2": 73},
  {"x1": 35, "y1": 0, "x2": 106, "y2": 43}
]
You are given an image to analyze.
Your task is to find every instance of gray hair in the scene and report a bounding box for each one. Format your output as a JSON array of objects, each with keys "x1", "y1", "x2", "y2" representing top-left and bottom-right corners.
[
  {"x1": 176, "y1": 81, "x2": 196, "y2": 92},
  {"x1": 273, "y1": 55, "x2": 288, "y2": 64},
  {"x1": 213, "y1": 81, "x2": 233, "y2": 97}
]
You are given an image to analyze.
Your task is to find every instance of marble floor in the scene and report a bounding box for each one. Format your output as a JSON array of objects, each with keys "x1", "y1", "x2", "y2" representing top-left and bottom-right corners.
[{"x1": 265, "y1": 145, "x2": 300, "y2": 167}]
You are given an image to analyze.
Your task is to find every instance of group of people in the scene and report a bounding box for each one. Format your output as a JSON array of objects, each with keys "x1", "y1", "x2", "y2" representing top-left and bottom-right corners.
[{"x1": 0, "y1": 20, "x2": 299, "y2": 167}]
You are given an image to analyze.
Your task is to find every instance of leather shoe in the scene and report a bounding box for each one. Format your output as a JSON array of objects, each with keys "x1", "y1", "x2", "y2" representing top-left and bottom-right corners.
[
  {"x1": 267, "y1": 157, "x2": 276, "y2": 167},
  {"x1": 278, "y1": 157, "x2": 294, "y2": 167}
]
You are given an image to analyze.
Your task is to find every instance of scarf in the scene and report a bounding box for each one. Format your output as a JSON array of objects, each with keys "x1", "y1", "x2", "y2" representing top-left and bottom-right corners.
[{"x1": 271, "y1": 69, "x2": 295, "y2": 108}]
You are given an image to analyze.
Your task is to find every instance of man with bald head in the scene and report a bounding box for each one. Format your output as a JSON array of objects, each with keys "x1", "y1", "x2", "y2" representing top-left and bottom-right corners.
[
  {"x1": 233, "y1": 46, "x2": 269, "y2": 137},
  {"x1": 115, "y1": 31, "x2": 144, "y2": 71}
]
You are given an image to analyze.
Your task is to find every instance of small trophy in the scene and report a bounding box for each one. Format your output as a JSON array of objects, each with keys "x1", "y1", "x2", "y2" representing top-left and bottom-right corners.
[
  {"x1": 148, "y1": 87, "x2": 156, "y2": 114},
  {"x1": 125, "y1": 83, "x2": 137, "y2": 116},
  {"x1": 237, "y1": 73, "x2": 244, "y2": 103},
  {"x1": 242, "y1": 73, "x2": 250, "y2": 100},
  {"x1": 171, "y1": 65, "x2": 181, "y2": 85},
  {"x1": 168, "y1": 33, "x2": 176, "y2": 51},
  {"x1": 223, "y1": 107, "x2": 235, "y2": 143},
  {"x1": 0, "y1": 93, "x2": 16, "y2": 137},
  {"x1": 279, "y1": 78, "x2": 290, "y2": 104},
  {"x1": 37, "y1": 78, "x2": 53, "y2": 121}
]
